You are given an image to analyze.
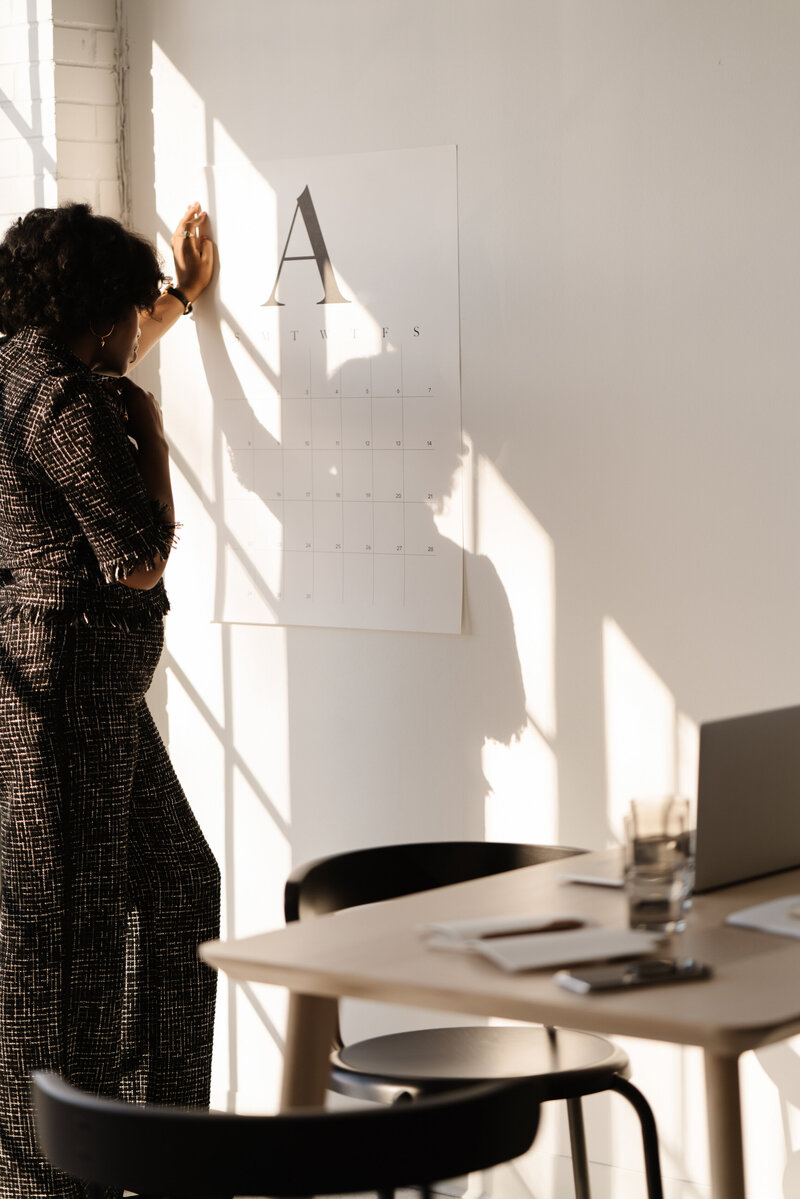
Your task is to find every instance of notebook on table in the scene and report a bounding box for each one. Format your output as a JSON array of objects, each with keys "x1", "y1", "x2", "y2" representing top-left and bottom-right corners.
[{"x1": 559, "y1": 703, "x2": 800, "y2": 894}]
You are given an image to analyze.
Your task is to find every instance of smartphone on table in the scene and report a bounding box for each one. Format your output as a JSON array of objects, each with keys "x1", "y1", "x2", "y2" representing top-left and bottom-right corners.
[{"x1": 554, "y1": 957, "x2": 712, "y2": 994}]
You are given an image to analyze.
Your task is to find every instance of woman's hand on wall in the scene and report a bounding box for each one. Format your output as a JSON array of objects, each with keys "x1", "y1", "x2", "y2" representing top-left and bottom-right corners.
[
  {"x1": 171, "y1": 201, "x2": 215, "y2": 304},
  {"x1": 133, "y1": 202, "x2": 216, "y2": 366}
]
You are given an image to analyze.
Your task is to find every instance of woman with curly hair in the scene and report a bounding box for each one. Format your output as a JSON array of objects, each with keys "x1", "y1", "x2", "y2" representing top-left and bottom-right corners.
[{"x1": 0, "y1": 201, "x2": 219, "y2": 1197}]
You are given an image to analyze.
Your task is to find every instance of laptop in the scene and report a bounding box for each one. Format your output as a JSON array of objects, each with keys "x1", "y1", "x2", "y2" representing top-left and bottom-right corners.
[{"x1": 560, "y1": 703, "x2": 800, "y2": 893}]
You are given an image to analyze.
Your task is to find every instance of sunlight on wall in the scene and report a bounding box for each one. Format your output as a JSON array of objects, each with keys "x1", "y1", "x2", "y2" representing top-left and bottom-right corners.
[
  {"x1": 151, "y1": 43, "x2": 207, "y2": 230},
  {"x1": 738, "y1": 1049, "x2": 792, "y2": 1198},
  {"x1": 602, "y1": 616, "x2": 675, "y2": 835},
  {"x1": 483, "y1": 724, "x2": 558, "y2": 844},
  {"x1": 461, "y1": 431, "x2": 475, "y2": 556},
  {"x1": 232, "y1": 982, "x2": 288, "y2": 1114},
  {"x1": 477, "y1": 456, "x2": 557, "y2": 843},
  {"x1": 746, "y1": 1039, "x2": 800, "y2": 1199},
  {"x1": 162, "y1": 615, "x2": 292, "y2": 1115},
  {"x1": 434, "y1": 439, "x2": 468, "y2": 549},
  {"x1": 477, "y1": 456, "x2": 556, "y2": 738},
  {"x1": 165, "y1": 631, "x2": 227, "y2": 863},
  {"x1": 602, "y1": 617, "x2": 700, "y2": 839},
  {"x1": 211, "y1": 118, "x2": 281, "y2": 361},
  {"x1": 219, "y1": 318, "x2": 282, "y2": 437}
]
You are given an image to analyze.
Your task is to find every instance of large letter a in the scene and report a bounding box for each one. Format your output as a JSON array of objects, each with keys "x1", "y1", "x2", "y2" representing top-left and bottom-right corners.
[{"x1": 264, "y1": 186, "x2": 350, "y2": 306}]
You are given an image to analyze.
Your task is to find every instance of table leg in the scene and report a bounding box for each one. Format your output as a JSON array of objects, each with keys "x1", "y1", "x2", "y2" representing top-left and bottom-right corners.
[
  {"x1": 280, "y1": 991, "x2": 339, "y2": 1110},
  {"x1": 704, "y1": 1050, "x2": 745, "y2": 1199}
]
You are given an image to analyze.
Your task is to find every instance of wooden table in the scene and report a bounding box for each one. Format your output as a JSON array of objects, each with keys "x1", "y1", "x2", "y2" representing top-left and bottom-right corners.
[{"x1": 199, "y1": 851, "x2": 800, "y2": 1199}]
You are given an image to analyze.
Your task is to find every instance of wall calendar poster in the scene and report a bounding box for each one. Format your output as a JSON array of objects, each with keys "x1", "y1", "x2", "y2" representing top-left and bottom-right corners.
[{"x1": 211, "y1": 145, "x2": 463, "y2": 633}]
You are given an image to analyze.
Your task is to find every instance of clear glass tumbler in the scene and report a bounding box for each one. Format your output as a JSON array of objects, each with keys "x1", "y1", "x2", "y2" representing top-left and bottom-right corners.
[{"x1": 623, "y1": 797, "x2": 695, "y2": 934}]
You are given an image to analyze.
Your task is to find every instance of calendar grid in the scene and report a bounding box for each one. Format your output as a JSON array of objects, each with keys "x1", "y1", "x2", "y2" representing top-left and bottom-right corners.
[
  {"x1": 223, "y1": 329, "x2": 454, "y2": 592},
  {"x1": 225, "y1": 342, "x2": 444, "y2": 601}
]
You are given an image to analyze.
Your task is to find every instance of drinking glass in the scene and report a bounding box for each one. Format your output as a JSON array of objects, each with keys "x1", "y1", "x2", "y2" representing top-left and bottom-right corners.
[{"x1": 623, "y1": 797, "x2": 695, "y2": 934}]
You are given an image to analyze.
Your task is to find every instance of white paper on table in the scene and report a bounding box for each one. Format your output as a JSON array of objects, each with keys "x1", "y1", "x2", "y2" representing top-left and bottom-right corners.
[
  {"x1": 421, "y1": 920, "x2": 664, "y2": 973},
  {"x1": 726, "y1": 895, "x2": 800, "y2": 939}
]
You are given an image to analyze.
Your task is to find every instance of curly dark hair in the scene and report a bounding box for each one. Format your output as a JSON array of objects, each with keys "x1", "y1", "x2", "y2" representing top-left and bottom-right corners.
[{"x1": 0, "y1": 203, "x2": 167, "y2": 338}]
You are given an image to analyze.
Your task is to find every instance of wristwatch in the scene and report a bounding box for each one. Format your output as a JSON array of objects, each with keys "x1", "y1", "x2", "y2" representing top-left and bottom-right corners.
[{"x1": 165, "y1": 286, "x2": 193, "y2": 315}]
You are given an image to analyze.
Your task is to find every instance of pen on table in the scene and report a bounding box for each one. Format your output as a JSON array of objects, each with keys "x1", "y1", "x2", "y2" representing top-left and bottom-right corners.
[{"x1": 479, "y1": 919, "x2": 586, "y2": 939}]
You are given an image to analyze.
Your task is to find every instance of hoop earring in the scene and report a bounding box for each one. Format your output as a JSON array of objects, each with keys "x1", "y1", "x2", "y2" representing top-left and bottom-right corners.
[{"x1": 90, "y1": 322, "x2": 115, "y2": 349}]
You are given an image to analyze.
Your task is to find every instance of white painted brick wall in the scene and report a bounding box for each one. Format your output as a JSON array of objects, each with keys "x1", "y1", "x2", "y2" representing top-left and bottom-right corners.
[
  {"x1": 53, "y1": 0, "x2": 114, "y2": 28},
  {"x1": 0, "y1": 0, "x2": 122, "y2": 229},
  {"x1": 94, "y1": 102, "x2": 114, "y2": 139},
  {"x1": 97, "y1": 174, "x2": 117, "y2": 212},
  {"x1": 94, "y1": 28, "x2": 113, "y2": 64},
  {"x1": 54, "y1": 98, "x2": 96, "y2": 139},
  {"x1": 51, "y1": 0, "x2": 121, "y2": 216},
  {"x1": 57, "y1": 134, "x2": 115, "y2": 177},
  {"x1": 53, "y1": 24, "x2": 97, "y2": 64},
  {"x1": 0, "y1": 4, "x2": 57, "y2": 228},
  {"x1": 53, "y1": 63, "x2": 115, "y2": 105}
]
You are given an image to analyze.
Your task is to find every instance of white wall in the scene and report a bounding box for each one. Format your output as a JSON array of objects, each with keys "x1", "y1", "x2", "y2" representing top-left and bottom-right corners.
[{"x1": 123, "y1": 2, "x2": 800, "y2": 1194}]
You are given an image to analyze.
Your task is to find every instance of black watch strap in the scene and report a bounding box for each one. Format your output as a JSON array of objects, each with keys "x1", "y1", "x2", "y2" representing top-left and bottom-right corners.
[{"x1": 166, "y1": 285, "x2": 193, "y2": 314}]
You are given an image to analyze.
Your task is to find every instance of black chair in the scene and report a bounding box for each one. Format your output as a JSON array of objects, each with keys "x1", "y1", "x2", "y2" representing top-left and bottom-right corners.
[
  {"x1": 33, "y1": 1069, "x2": 542, "y2": 1199},
  {"x1": 285, "y1": 841, "x2": 664, "y2": 1199}
]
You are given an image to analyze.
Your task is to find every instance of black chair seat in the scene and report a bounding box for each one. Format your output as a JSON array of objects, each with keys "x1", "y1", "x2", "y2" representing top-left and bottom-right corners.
[{"x1": 332, "y1": 1025, "x2": 631, "y2": 1103}]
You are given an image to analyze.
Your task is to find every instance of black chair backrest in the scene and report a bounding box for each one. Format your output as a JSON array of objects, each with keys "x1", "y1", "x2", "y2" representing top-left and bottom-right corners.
[
  {"x1": 284, "y1": 840, "x2": 587, "y2": 922},
  {"x1": 33, "y1": 1070, "x2": 541, "y2": 1199}
]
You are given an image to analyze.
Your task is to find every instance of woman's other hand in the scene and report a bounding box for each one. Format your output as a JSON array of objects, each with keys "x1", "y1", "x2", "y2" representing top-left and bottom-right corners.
[
  {"x1": 116, "y1": 377, "x2": 167, "y2": 448},
  {"x1": 113, "y1": 379, "x2": 174, "y2": 590},
  {"x1": 171, "y1": 201, "x2": 215, "y2": 304}
]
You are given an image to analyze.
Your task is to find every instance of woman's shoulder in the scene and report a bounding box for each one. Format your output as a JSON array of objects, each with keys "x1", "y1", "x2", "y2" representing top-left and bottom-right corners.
[
  {"x1": 0, "y1": 330, "x2": 115, "y2": 453},
  {"x1": 1, "y1": 328, "x2": 104, "y2": 402}
]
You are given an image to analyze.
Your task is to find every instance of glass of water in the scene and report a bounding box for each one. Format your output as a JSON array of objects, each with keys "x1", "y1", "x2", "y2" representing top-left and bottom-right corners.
[{"x1": 623, "y1": 797, "x2": 695, "y2": 934}]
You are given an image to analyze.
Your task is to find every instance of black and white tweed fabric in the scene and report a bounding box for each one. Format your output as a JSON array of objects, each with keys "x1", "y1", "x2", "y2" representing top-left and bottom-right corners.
[{"x1": 0, "y1": 329, "x2": 220, "y2": 1198}]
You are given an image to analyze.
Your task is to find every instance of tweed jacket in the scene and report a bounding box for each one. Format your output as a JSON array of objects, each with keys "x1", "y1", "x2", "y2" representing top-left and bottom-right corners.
[{"x1": 0, "y1": 328, "x2": 172, "y2": 627}]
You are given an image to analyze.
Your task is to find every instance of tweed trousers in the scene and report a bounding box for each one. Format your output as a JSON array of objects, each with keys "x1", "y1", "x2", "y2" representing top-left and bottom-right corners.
[{"x1": 0, "y1": 615, "x2": 220, "y2": 1198}]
